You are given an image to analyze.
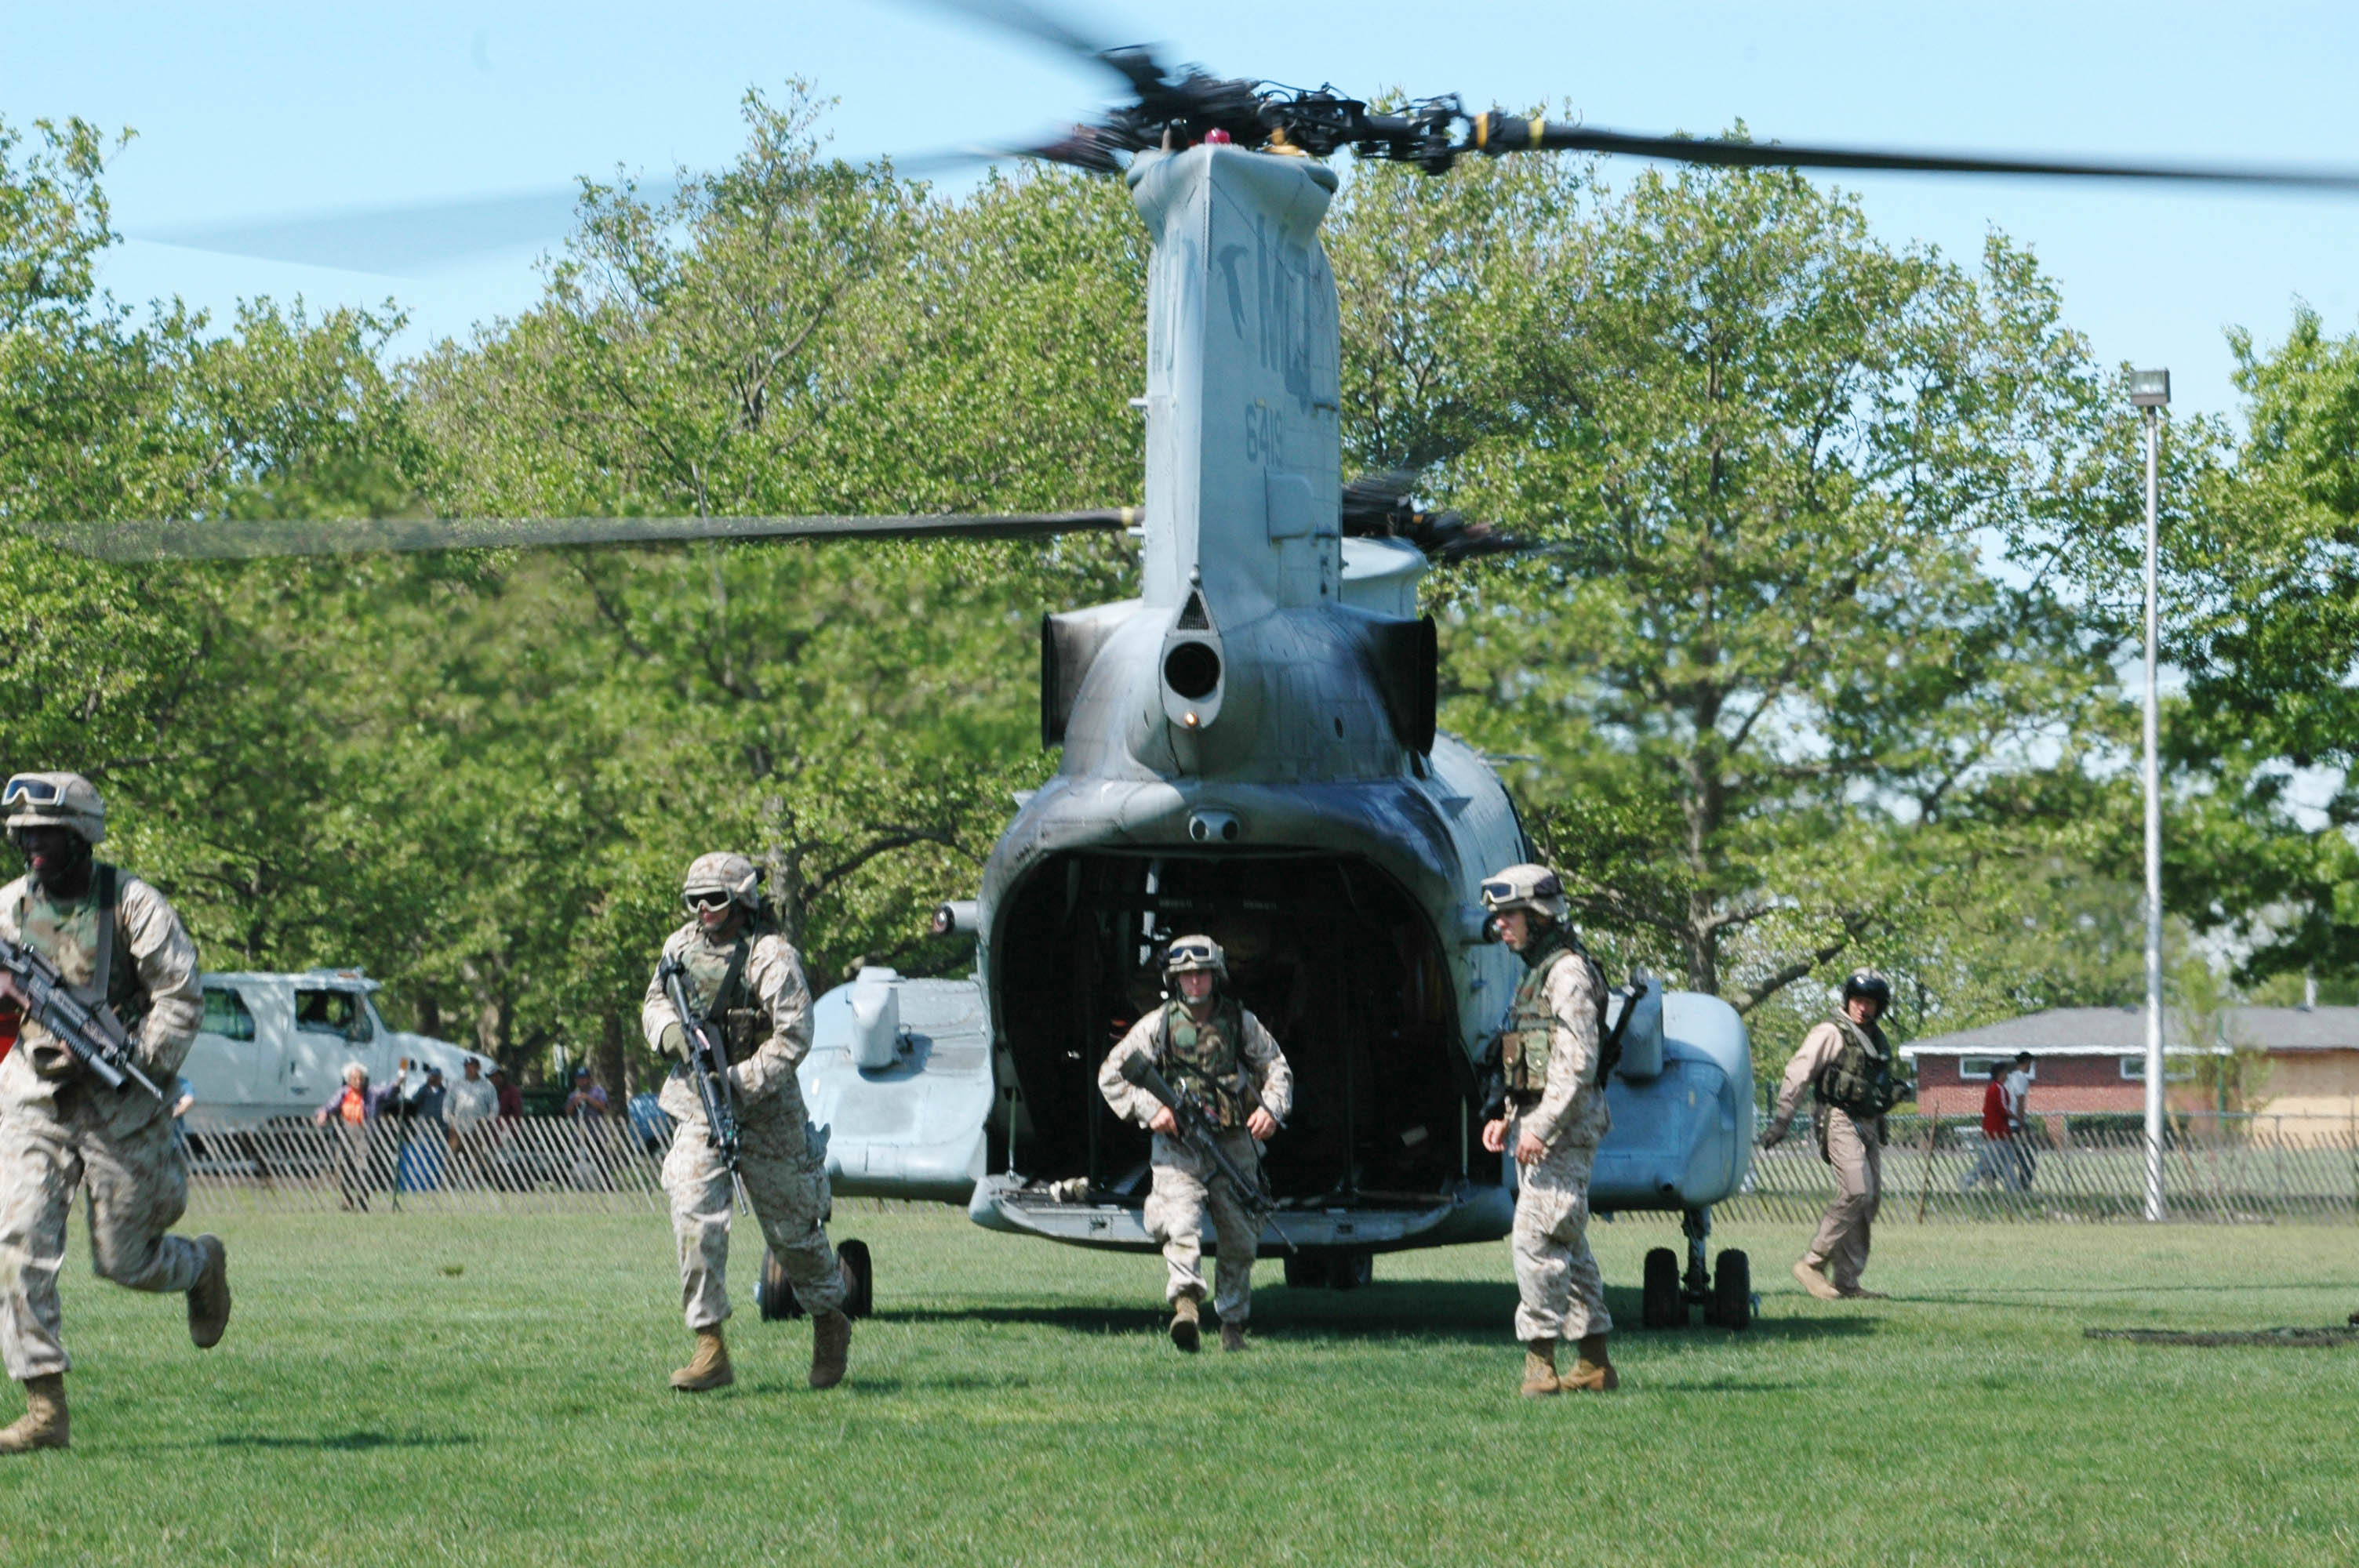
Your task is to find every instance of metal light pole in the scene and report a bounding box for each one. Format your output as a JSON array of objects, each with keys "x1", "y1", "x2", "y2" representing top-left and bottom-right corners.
[{"x1": 2130, "y1": 368, "x2": 2170, "y2": 1221}]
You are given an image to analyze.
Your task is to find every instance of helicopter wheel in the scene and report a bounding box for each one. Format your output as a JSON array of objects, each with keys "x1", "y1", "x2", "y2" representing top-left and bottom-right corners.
[
  {"x1": 1710, "y1": 1249, "x2": 1751, "y2": 1330},
  {"x1": 838, "y1": 1238, "x2": 874, "y2": 1319},
  {"x1": 1328, "y1": 1250, "x2": 1372, "y2": 1292},
  {"x1": 1642, "y1": 1247, "x2": 1685, "y2": 1329},
  {"x1": 757, "y1": 1247, "x2": 805, "y2": 1322},
  {"x1": 1284, "y1": 1252, "x2": 1332, "y2": 1289}
]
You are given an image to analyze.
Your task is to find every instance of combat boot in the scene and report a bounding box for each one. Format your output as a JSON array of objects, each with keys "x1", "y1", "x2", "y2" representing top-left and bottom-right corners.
[
  {"x1": 669, "y1": 1328, "x2": 733, "y2": 1392},
  {"x1": 1219, "y1": 1322, "x2": 1246, "y2": 1353},
  {"x1": 809, "y1": 1309, "x2": 851, "y2": 1390},
  {"x1": 1792, "y1": 1258, "x2": 1842, "y2": 1301},
  {"x1": 0, "y1": 1374, "x2": 67, "y2": 1454},
  {"x1": 187, "y1": 1234, "x2": 231, "y2": 1349},
  {"x1": 1519, "y1": 1341, "x2": 1559, "y2": 1398},
  {"x1": 1169, "y1": 1294, "x2": 1201, "y2": 1354},
  {"x1": 1561, "y1": 1334, "x2": 1619, "y2": 1392}
]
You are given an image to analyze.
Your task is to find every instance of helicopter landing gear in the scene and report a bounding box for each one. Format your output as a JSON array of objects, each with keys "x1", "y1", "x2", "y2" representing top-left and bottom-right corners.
[
  {"x1": 757, "y1": 1239, "x2": 873, "y2": 1321},
  {"x1": 1639, "y1": 1208, "x2": 1752, "y2": 1330},
  {"x1": 1282, "y1": 1249, "x2": 1372, "y2": 1290}
]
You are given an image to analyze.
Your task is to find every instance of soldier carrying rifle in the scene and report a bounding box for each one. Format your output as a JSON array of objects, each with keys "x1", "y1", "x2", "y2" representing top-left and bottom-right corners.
[
  {"x1": 642, "y1": 852, "x2": 851, "y2": 1393},
  {"x1": 1099, "y1": 935, "x2": 1292, "y2": 1355},
  {"x1": 0, "y1": 772, "x2": 230, "y2": 1454}
]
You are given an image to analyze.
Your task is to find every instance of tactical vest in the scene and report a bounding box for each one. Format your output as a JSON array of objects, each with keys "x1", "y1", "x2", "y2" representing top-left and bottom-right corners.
[
  {"x1": 678, "y1": 933, "x2": 769, "y2": 1065},
  {"x1": 1501, "y1": 929, "x2": 1606, "y2": 1100},
  {"x1": 1158, "y1": 996, "x2": 1251, "y2": 1130},
  {"x1": 1816, "y1": 1014, "x2": 1903, "y2": 1118},
  {"x1": 16, "y1": 865, "x2": 147, "y2": 1031}
]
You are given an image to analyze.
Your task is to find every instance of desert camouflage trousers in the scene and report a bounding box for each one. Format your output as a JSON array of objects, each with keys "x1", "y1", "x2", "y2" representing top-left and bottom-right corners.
[
  {"x1": 1142, "y1": 1129, "x2": 1264, "y2": 1323},
  {"x1": 1510, "y1": 1129, "x2": 1612, "y2": 1343},
  {"x1": 0, "y1": 1094, "x2": 207, "y2": 1380},
  {"x1": 1803, "y1": 1107, "x2": 1882, "y2": 1291},
  {"x1": 662, "y1": 1098, "x2": 842, "y2": 1331}
]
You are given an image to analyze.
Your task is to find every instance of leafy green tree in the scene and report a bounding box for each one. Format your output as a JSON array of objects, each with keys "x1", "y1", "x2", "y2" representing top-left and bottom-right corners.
[{"x1": 1331, "y1": 148, "x2": 2132, "y2": 1035}]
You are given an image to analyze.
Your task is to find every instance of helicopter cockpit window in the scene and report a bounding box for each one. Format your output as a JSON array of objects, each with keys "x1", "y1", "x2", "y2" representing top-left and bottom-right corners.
[
  {"x1": 200, "y1": 986, "x2": 257, "y2": 1043},
  {"x1": 293, "y1": 988, "x2": 373, "y2": 1043}
]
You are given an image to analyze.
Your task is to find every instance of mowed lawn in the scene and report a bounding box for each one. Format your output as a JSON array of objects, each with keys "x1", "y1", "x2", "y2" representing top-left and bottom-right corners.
[{"x1": 4, "y1": 1202, "x2": 2355, "y2": 1566}]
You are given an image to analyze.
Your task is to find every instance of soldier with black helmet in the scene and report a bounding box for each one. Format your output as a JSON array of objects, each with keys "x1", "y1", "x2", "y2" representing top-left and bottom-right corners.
[
  {"x1": 641, "y1": 851, "x2": 850, "y2": 1392},
  {"x1": 1761, "y1": 969, "x2": 1905, "y2": 1301},
  {"x1": 1477, "y1": 862, "x2": 1617, "y2": 1398},
  {"x1": 0, "y1": 772, "x2": 228, "y2": 1454},
  {"x1": 1098, "y1": 935, "x2": 1292, "y2": 1354}
]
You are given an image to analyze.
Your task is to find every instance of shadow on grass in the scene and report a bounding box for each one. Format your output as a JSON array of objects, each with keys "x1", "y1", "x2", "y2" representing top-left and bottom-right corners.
[
  {"x1": 881, "y1": 1283, "x2": 1877, "y2": 1351},
  {"x1": 215, "y1": 1432, "x2": 474, "y2": 1451}
]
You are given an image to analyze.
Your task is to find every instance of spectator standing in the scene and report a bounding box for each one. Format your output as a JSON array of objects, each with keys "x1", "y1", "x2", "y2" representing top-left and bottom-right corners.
[
  {"x1": 562, "y1": 1065, "x2": 609, "y2": 1124},
  {"x1": 314, "y1": 1063, "x2": 401, "y2": 1210},
  {"x1": 2004, "y1": 1052, "x2": 2037, "y2": 1189},
  {"x1": 405, "y1": 1065, "x2": 448, "y2": 1129},
  {"x1": 1961, "y1": 1065, "x2": 2019, "y2": 1192},
  {"x1": 489, "y1": 1065, "x2": 523, "y2": 1123},
  {"x1": 445, "y1": 1058, "x2": 498, "y2": 1185}
]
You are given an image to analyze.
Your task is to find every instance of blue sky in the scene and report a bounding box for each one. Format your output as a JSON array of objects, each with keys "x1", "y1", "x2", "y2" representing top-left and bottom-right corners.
[{"x1": 5, "y1": 1, "x2": 2357, "y2": 419}]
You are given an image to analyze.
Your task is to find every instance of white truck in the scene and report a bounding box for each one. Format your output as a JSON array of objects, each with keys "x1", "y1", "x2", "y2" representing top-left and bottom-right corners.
[{"x1": 178, "y1": 967, "x2": 490, "y2": 1130}]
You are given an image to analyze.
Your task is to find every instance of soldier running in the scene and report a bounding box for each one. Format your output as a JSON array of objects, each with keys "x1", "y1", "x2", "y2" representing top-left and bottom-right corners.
[
  {"x1": 1099, "y1": 935, "x2": 1292, "y2": 1354},
  {"x1": 0, "y1": 773, "x2": 230, "y2": 1454},
  {"x1": 1761, "y1": 969, "x2": 1904, "y2": 1301},
  {"x1": 1478, "y1": 863, "x2": 1618, "y2": 1397},
  {"x1": 642, "y1": 852, "x2": 849, "y2": 1392}
]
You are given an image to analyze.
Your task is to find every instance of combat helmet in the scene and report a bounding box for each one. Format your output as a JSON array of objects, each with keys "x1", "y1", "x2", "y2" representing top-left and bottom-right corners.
[
  {"x1": 1164, "y1": 934, "x2": 1228, "y2": 984},
  {"x1": 682, "y1": 851, "x2": 761, "y2": 912},
  {"x1": 4, "y1": 772, "x2": 106, "y2": 847},
  {"x1": 1480, "y1": 862, "x2": 1568, "y2": 924},
  {"x1": 1841, "y1": 969, "x2": 1893, "y2": 1009}
]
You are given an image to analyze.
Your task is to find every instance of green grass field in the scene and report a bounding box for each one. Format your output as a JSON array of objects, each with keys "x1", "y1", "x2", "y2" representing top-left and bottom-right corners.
[{"x1": 4, "y1": 1203, "x2": 2355, "y2": 1566}]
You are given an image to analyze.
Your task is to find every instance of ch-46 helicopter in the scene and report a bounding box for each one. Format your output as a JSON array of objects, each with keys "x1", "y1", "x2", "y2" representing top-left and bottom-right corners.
[{"x1": 49, "y1": 0, "x2": 2359, "y2": 1329}]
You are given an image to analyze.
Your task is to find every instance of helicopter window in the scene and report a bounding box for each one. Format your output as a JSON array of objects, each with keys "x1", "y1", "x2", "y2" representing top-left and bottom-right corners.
[
  {"x1": 294, "y1": 989, "x2": 374, "y2": 1043},
  {"x1": 200, "y1": 986, "x2": 257, "y2": 1043}
]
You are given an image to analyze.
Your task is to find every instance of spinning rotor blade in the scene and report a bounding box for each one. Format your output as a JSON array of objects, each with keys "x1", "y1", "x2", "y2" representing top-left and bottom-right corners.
[
  {"x1": 1473, "y1": 114, "x2": 2359, "y2": 192},
  {"x1": 32, "y1": 509, "x2": 1140, "y2": 563}
]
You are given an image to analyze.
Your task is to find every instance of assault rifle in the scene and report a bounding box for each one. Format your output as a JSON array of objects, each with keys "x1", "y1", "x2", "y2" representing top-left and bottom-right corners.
[
  {"x1": 1118, "y1": 1051, "x2": 1296, "y2": 1254},
  {"x1": 656, "y1": 954, "x2": 740, "y2": 1171},
  {"x1": 0, "y1": 933, "x2": 164, "y2": 1101}
]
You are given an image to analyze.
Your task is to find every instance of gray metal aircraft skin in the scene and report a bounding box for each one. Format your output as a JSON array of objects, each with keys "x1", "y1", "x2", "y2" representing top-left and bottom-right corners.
[{"x1": 797, "y1": 143, "x2": 1753, "y2": 1262}]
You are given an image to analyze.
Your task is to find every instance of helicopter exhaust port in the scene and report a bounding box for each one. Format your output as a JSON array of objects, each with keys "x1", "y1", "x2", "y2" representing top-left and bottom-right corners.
[
  {"x1": 1162, "y1": 640, "x2": 1220, "y2": 699},
  {"x1": 1186, "y1": 810, "x2": 1241, "y2": 843}
]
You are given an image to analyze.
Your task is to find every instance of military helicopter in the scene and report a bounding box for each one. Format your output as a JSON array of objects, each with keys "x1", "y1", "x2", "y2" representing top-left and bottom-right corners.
[{"x1": 48, "y1": 0, "x2": 2359, "y2": 1330}]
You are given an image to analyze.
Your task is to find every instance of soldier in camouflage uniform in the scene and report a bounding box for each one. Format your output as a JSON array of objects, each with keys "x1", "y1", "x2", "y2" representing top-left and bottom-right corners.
[
  {"x1": 1762, "y1": 970, "x2": 1902, "y2": 1301},
  {"x1": 642, "y1": 852, "x2": 849, "y2": 1392},
  {"x1": 1098, "y1": 935, "x2": 1292, "y2": 1354},
  {"x1": 1478, "y1": 863, "x2": 1616, "y2": 1398},
  {"x1": 0, "y1": 773, "x2": 230, "y2": 1454}
]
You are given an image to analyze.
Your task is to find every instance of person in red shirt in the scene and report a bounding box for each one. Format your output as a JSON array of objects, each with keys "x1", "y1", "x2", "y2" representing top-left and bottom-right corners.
[{"x1": 1960, "y1": 1065, "x2": 2021, "y2": 1191}]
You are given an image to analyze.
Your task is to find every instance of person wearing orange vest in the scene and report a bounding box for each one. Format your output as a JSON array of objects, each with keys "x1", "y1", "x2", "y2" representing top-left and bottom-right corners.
[{"x1": 314, "y1": 1063, "x2": 400, "y2": 1211}]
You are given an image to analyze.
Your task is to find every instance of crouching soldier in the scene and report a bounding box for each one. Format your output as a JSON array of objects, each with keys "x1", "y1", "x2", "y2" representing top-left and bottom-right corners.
[
  {"x1": 1478, "y1": 863, "x2": 1616, "y2": 1397},
  {"x1": 1099, "y1": 936, "x2": 1292, "y2": 1354},
  {"x1": 0, "y1": 773, "x2": 230, "y2": 1454},
  {"x1": 642, "y1": 853, "x2": 849, "y2": 1392}
]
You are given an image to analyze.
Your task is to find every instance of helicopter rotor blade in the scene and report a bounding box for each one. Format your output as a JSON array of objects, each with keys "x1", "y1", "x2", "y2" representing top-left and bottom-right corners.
[
  {"x1": 28, "y1": 510, "x2": 1141, "y2": 563},
  {"x1": 909, "y1": 0, "x2": 1140, "y2": 82},
  {"x1": 1473, "y1": 115, "x2": 2359, "y2": 191}
]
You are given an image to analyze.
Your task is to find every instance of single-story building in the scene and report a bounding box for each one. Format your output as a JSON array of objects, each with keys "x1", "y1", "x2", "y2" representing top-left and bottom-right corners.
[{"x1": 1902, "y1": 1006, "x2": 2359, "y2": 1140}]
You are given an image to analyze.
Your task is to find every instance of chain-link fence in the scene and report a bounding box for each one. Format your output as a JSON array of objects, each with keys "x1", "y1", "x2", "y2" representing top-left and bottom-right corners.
[
  {"x1": 1723, "y1": 1112, "x2": 2359, "y2": 1225},
  {"x1": 183, "y1": 1115, "x2": 667, "y2": 1214}
]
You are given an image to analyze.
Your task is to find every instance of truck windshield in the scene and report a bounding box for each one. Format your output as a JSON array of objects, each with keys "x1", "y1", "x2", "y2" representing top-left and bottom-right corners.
[{"x1": 294, "y1": 989, "x2": 373, "y2": 1043}]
